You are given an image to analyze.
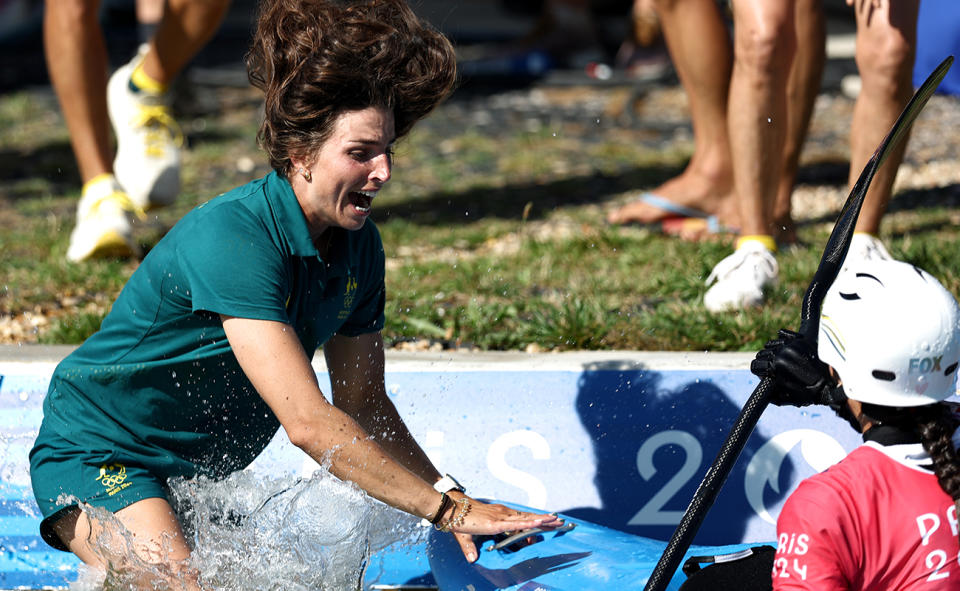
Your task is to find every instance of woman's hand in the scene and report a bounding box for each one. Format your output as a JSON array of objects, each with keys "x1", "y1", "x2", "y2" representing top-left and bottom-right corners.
[{"x1": 440, "y1": 493, "x2": 565, "y2": 563}]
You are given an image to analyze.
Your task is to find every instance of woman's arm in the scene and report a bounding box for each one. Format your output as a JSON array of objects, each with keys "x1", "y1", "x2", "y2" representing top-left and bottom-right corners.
[
  {"x1": 222, "y1": 316, "x2": 438, "y2": 519},
  {"x1": 222, "y1": 316, "x2": 562, "y2": 562},
  {"x1": 323, "y1": 331, "x2": 441, "y2": 484}
]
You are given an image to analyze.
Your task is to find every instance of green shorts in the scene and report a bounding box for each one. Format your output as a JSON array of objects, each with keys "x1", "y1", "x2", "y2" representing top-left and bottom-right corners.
[{"x1": 29, "y1": 422, "x2": 170, "y2": 551}]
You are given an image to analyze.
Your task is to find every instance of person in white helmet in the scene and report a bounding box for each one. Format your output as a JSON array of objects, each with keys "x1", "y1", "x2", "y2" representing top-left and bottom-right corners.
[{"x1": 751, "y1": 259, "x2": 960, "y2": 590}]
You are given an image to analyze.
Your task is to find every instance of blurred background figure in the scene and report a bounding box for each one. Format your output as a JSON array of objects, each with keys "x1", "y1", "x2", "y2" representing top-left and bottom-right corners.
[
  {"x1": 607, "y1": 0, "x2": 919, "y2": 312},
  {"x1": 606, "y1": 0, "x2": 824, "y2": 246},
  {"x1": 702, "y1": 0, "x2": 920, "y2": 313},
  {"x1": 839, "y1": 0, "x2": 919, "y2": 261},
  {"x1": 459, "y1": 0, "x2": 669, "y2": 78},
  {"x1": 702, "y1": 0, "x2": 827, "y2": 312},
  {"x1": 45, "y1": 0, "x2": 231, "y2": 262}
]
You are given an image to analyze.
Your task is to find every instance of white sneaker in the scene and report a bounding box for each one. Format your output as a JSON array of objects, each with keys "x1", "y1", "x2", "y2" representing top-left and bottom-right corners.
[
  {"x1": 66, "y1": 175, "x2": 145, "y2": 262},
  {"x1": 704, "y1": 241, "x2": 779, "y2": 312},
  {"x1": 842, "y1": 233, "x2": 892, "y2": 271},
  {"x1": 108, "y1": 45, "x2": 183, "y2": 211}
]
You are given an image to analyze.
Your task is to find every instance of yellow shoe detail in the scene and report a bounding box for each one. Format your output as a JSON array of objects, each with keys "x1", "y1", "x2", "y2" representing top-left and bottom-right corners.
[
  {"x1": 130, "y1": 61, "x2": 169, "y2": 95},
  {"x1": 128, "y1": 104, "x2": 184, "y2": 158}
]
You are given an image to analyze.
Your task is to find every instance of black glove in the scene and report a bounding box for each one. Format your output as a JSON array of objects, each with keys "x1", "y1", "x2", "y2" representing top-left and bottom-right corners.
[{"x1": 751, "y1": 329, "x2": 844, "y2": 408}]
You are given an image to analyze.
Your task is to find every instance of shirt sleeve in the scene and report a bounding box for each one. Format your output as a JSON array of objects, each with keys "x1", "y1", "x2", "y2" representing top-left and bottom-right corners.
[
  {"x1": 177, "y1": 206, "x2": 291, "y2": 323},
  {"x1": 772, "y1": 481, "x2": 851, "y2": 591}
]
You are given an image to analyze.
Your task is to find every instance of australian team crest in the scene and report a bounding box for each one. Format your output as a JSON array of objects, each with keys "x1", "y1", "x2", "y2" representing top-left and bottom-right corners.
[{"x1": 339, "y1": 276, "x2": 358, "y2": 319}]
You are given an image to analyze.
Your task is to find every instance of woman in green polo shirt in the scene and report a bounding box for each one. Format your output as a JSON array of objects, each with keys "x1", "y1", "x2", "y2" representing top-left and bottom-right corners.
[{"x1": 30, "y1": 0, "x2": 563, "y2": 586}]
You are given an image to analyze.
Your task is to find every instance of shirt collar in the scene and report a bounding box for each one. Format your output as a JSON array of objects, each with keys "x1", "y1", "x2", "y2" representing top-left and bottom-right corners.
[
  {"x1": 265, "y1": 170, "x2": 318, "y2": 257},
  {"x1": 263, "y1": 170, "x2": 358, "y2": 276},
  {"x1": 863, "y1": 440, "x2": 933, "y2": 472}
]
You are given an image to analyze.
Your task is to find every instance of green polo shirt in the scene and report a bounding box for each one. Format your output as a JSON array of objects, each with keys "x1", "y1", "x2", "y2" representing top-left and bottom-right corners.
[{"x1": 41, "y1": 171, "x2": 385, "y2": 481}]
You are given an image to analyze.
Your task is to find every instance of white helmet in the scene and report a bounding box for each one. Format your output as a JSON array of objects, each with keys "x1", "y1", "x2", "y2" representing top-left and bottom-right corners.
[{"x1": 818, "y1": 260, "x2": 960, "y2": 407}]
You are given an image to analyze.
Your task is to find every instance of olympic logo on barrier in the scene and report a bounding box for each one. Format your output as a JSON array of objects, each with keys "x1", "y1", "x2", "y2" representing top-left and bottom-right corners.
[
  {"x1": 478, "y1": 427, "x2": 849, "y2": 531},
  {"x1": 744, "y1": 429, "x2": 846, "y2": 524}
]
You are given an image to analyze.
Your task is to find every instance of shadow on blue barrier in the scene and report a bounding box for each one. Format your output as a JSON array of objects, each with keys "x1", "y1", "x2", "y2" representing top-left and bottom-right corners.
[{"x1": 565, "y1": 363, "x2": 792, "y2": 544}]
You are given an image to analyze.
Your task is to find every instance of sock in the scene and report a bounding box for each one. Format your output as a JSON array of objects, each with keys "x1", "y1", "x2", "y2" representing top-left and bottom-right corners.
[
  {"x1": 129, "y1": 61, "x2": 168, "y2": 95},
  {"x1": 736, "y1": 234, "x2": 777, "y2": 253},
  {"x1": 138, "y1": 22, "x2": 159, "y2": 45}
]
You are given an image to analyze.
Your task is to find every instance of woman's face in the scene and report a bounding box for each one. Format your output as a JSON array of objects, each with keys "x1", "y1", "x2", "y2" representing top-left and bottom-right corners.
[{"x1": 291, "y1": 106, "x2": 395, "y2": 237}]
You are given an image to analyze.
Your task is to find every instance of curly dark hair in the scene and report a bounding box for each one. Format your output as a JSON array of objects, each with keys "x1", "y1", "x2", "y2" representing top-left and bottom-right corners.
[{"x1": 245, "y1": 0, "x2": 457, "y2": 174}]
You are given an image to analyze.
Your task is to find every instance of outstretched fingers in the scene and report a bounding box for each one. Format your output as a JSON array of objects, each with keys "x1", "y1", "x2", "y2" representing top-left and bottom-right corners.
[
  {"x1": 469, "y1": 502, "x2": 564, "y2": 534},
  {"x1": 444, "y1": 499, "x2": 565, "y2": 562}
]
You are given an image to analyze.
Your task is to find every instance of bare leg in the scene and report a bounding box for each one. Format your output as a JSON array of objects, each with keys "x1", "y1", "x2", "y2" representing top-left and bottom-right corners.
[
  {"x1": 136, "y1": 0, "x2": 164, "y2": 28},
  {"x1": 773, "y1": 0, "x2": 825, "y2": 245},
  {"x1": 43, "y1": 0, "x2": 113, "y2": 185},
  {"x1": 52, "y1": 498, "x2": 201, "y2": 590},
  {"x1": 728, "y1": 0, "x2": 796, "y2": 237},
  {"x1": 141, "y1": 0, "x2": 232, "y2": 85},
  {"x1": 608, "y1": 0, "x2": 739, "y2": 228},
  {"x1": 702, "y1": 0, "x2": 800, "y2": 311},
  {"x1": 43, "y1": 0, "x2": 229, "y2": 185},
  {"x1": 849, "y1": 0, "x2": 919, "y2": 235}
]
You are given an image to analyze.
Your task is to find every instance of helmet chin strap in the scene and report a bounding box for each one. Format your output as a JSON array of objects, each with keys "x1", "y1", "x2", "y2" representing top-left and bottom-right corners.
[
  {"x1": 825, "y1": 385, "x2": 863, "y2": 433},
  {"x1": 825, "y1": 381, "x2": 919, "y2": 437}
]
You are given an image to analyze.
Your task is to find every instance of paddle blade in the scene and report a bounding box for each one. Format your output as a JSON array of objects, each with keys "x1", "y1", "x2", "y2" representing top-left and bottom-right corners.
[{"x1": 798, "y1": 55, "x2": 954, "y2": 340}]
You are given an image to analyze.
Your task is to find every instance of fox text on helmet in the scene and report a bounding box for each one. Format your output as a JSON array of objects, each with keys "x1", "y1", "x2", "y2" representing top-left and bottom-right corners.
[{"x1": 817, "y1": 260, "x2": 960, "y2": 407}]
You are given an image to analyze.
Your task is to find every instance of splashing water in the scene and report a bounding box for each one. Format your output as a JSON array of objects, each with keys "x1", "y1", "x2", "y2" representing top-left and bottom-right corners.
[{"x1": 68, "y1": 469, "x2": 423, "y2": 590}]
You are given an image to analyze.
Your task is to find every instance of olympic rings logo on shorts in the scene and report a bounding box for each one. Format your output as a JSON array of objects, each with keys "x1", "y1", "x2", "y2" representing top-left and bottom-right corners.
[{"x1": 96, "y1": 464, "x2": 128, "y2": 490}]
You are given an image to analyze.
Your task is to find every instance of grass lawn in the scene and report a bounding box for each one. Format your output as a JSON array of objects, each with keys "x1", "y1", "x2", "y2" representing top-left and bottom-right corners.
[{"x1": 3, "y1": 79, "x2": 960, "y2": 351}]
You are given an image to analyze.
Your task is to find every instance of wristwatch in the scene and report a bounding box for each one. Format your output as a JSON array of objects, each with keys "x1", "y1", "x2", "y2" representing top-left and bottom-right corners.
[
  {"x1": 420, "y1": 474, "x2": 466, "y2": 527},
  {"x1": 433, "y1": 474, "x2": 466, "y2": 494}
]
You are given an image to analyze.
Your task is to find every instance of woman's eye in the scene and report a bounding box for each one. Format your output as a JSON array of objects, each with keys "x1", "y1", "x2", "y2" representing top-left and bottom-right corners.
[{"x1": 350, "y1": 149, "x2": 392, "y2": 162}]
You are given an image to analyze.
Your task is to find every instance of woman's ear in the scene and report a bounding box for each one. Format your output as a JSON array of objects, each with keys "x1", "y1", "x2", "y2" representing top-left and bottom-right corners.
[{"x1": 289, "y1": 157, "x2": 312, "y2": 182}]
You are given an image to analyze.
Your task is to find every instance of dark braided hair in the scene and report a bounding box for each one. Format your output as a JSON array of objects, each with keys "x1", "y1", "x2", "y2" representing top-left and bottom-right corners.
[
  {"x1": 917, "y1": 404, "x2": 960, "y2": 520},
  {"x1": 861, "y1": 402, "x2": 960, "y2": 521}
]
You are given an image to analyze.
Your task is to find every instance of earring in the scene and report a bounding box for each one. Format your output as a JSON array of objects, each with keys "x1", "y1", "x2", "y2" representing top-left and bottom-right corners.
[{"x1": 299, "y1": 167, "x2": 312, "y2": 182}]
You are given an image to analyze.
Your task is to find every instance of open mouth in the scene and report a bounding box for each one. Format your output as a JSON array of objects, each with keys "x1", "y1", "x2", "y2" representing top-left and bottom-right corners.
[{"x1": 350, "y1": 190, "x2": 375, "y2": 214}]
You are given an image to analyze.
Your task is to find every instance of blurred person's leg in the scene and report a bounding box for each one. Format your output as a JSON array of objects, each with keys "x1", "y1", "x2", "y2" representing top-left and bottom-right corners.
[
  {"x1": 108, "y1": 0, "x2": 231, "y2": 210},
  {"x1": 136, "y1": 0, "x2": 163, "y2": 42},
  {"x1": 141, "y1": 0, "x2": 231, "y2": 85},
  {"x1": 44, "y1": 0, "x2": 112, "y2": 187},
  {"x1": 608, "y1": 0, "x2": 739, "y2": 230},
  {"x1": 727, "y1": 0, "x2": 795, "y2": 239},
  {"x1": 848, "y1": 0, "x2": 918, "y2": 237},
  {"x1": 44, "y1": 0, "x2": 143, "y2": 261},
  {"x1": 841, "y1": 0, "x2": 918, "y2": 267},
  {"x1": 48, "y1": 0, "x2": 231, "y2": 261},
  {"x1": 772, "y1": 0, "x2": 825, "y2": 246},
  {"x1": 704, "y1": 0, "x2": 795, "y2": 312}
]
